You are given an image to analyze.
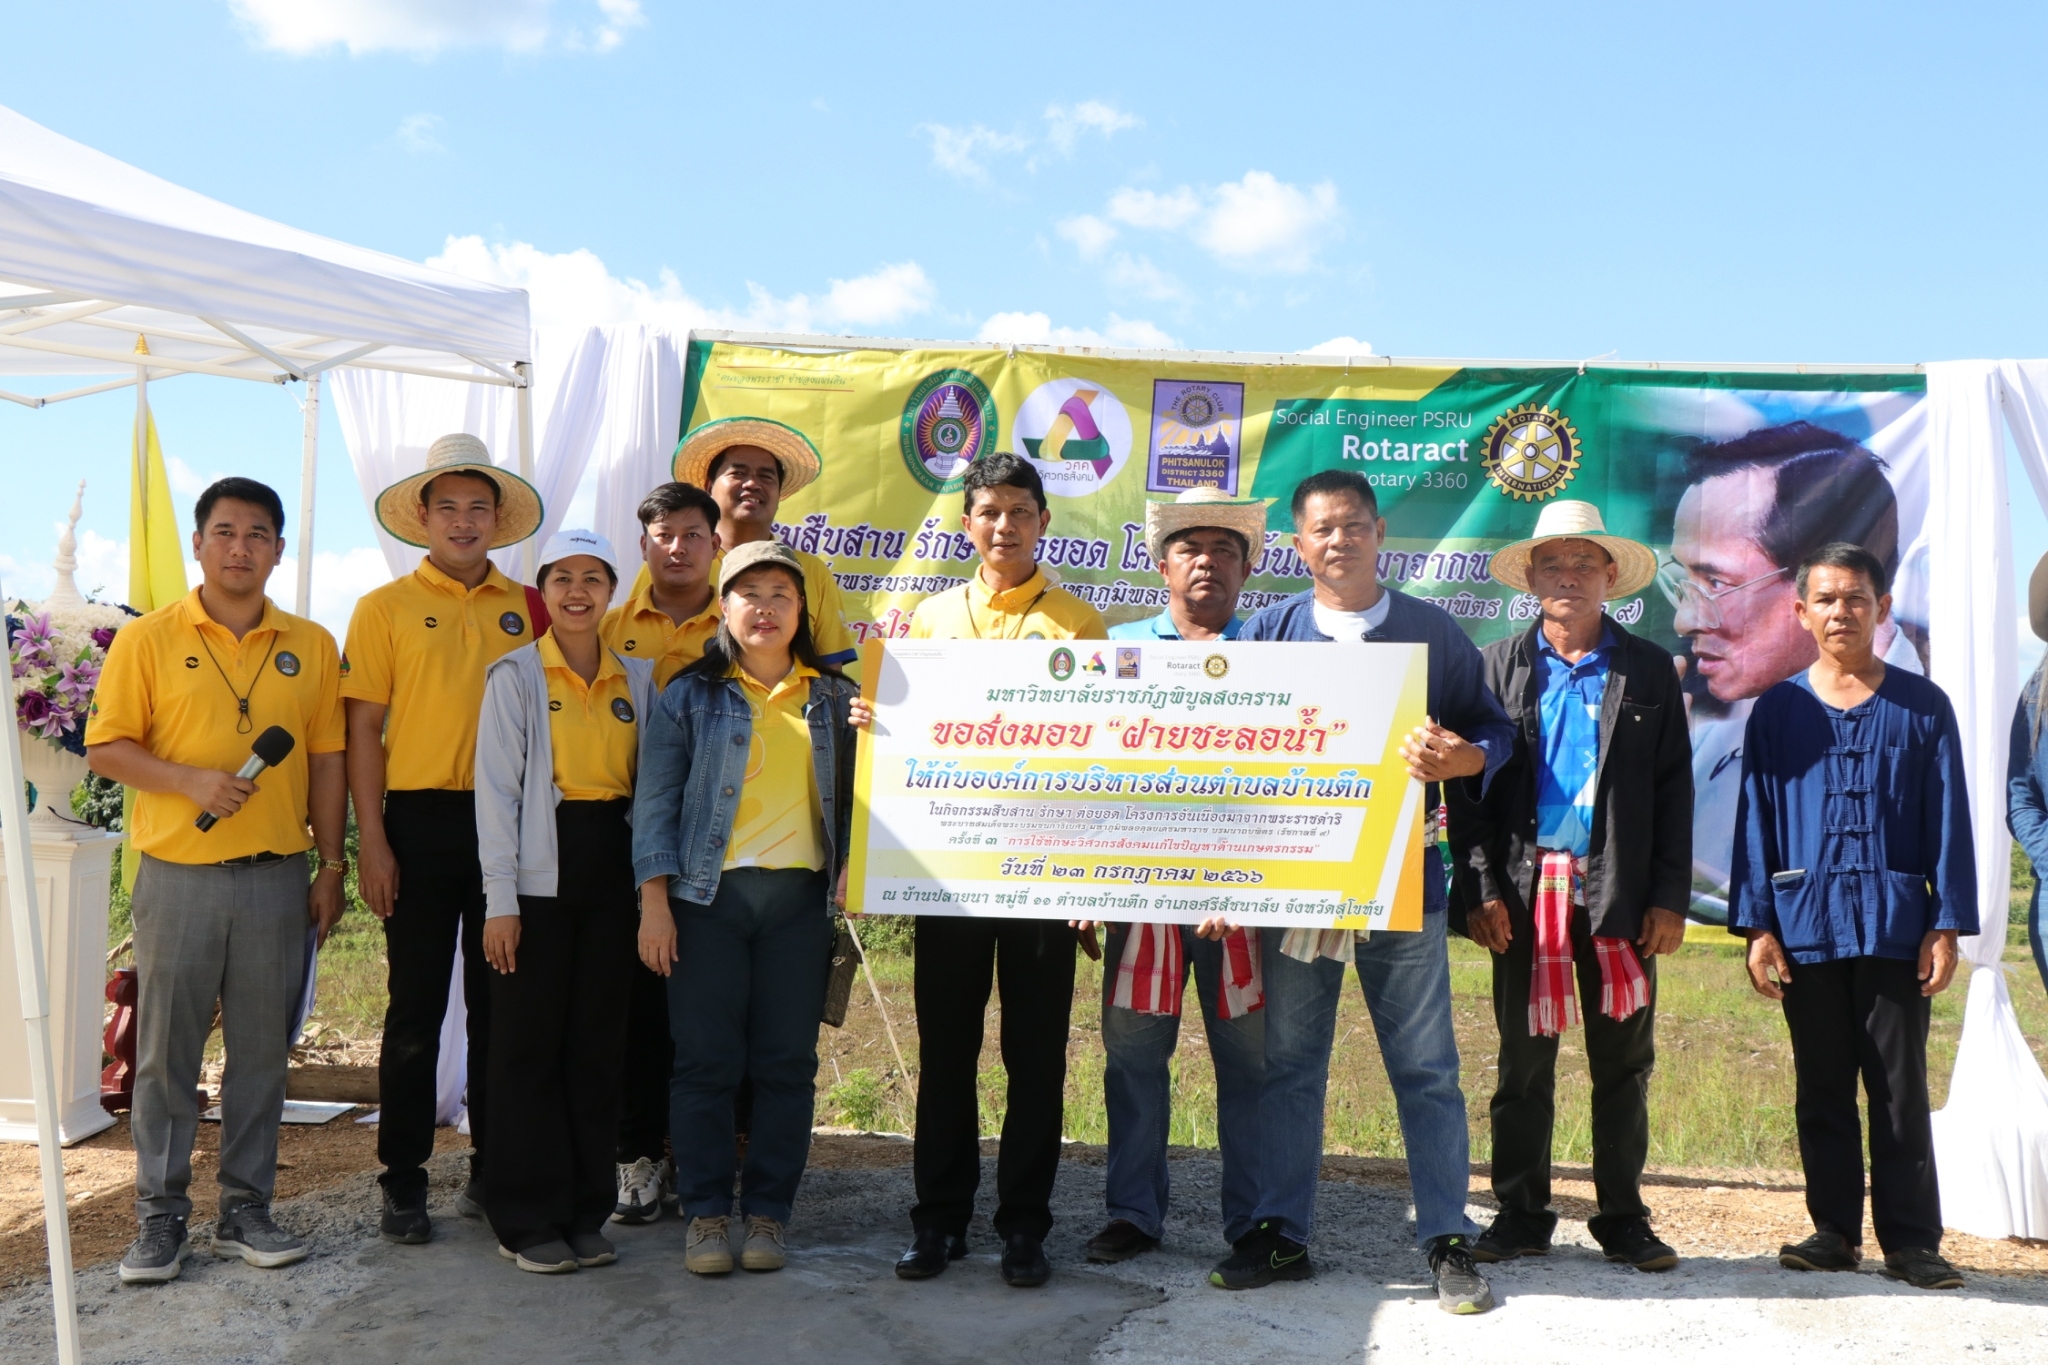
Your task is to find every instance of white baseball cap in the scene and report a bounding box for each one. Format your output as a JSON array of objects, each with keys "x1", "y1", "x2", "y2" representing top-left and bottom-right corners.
[{"x1": 534, "y1": 528, "x2": 619, "y2": 584}]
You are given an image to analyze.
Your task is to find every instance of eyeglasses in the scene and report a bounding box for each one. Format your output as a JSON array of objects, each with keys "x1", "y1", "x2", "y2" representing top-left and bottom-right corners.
[{"x1": 1655, "y1": 554, "x2": 1789, "y2": 631}]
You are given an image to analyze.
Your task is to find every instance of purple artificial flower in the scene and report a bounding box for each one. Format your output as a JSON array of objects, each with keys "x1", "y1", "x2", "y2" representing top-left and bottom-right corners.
[
  {"x1": 17, "y1": 690, "x2": 49, "y2": 726},
  {"x1": 90, "y1": 626, "x2": 117, "y2": 650},
  {"x1": 55, "y1": 661, "x2": 98, "y2": 701},
  {"x1": 11, "y1": 612, "x2": 57, "y2": 665}
]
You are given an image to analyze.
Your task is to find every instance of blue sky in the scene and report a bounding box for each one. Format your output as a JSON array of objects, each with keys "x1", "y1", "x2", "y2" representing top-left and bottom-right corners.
[{"x1": 3, "y1": 0, "x2": 2048, "y2": 646}]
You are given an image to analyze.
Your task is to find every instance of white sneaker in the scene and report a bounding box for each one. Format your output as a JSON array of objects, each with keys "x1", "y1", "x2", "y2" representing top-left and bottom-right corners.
[
  {"x1": 740, "y1": 1216, "x2": 787, "y2": 1272},
  {"x1": 684, "y1": 1216, "x2": 734, "y2": 1275},
  {"x1": 612, "y1": 1157, "x2": 663, "y2": 1225}
]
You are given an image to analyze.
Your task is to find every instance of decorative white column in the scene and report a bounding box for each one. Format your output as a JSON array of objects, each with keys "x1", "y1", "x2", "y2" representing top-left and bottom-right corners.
[{"x1": 0, "y1": 828, "x2": 118, "y2": 1143}]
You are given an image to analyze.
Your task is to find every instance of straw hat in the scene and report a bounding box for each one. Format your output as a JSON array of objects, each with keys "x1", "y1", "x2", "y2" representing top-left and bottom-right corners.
[
  {"x1": 1488, "y1": 500, "x2": 1657, "y2": 600},
  {"x1": 375, "y1": 433, "x2": 543, "y2": 549},
  {"x1": 2030, "y1": 553, "x2": 2048, "y2": 641},
  {"x1": 534, "y1": 528, "x2": 619, "y2": 585},
  {"x1": 673, "y1": 417, "x2": 822, "y2": 497},
  {"x1": 718, "y1": 539, "x2": 807, "y2": 596},
  {"x1": 1144, "y1": 486, "x2": 1270, "y2": 567}
]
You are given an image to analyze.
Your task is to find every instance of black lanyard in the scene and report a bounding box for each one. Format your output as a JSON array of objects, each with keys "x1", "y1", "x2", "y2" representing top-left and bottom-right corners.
[{"x1": 195, "y1": 627, "x2": 276, "y2": 735}]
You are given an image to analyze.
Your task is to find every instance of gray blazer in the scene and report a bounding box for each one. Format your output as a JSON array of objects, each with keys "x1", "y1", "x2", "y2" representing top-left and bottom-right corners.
[{"x1": 475, "y1": 640, "x2": 657, "y2": 919}]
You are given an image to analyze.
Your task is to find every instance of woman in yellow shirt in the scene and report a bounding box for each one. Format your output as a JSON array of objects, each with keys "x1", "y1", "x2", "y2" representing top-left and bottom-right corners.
[
  {"x1": 474, "y1": 530, "x2": 656, "y2": 1273},
  {"x1": 632, "y1": 540, "x2": 858, "y2": 1276}
]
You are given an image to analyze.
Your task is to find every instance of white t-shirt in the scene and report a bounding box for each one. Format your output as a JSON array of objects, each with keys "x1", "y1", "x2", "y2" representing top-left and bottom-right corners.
[{"x1": 1313, "y1": 591, "x2": 1393, "y2": 641}]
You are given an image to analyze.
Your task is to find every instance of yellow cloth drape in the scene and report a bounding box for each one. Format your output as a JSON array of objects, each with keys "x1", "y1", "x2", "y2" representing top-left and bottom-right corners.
[{"x1": 120, "y1": 398, "x2": 188, "y2": 890}]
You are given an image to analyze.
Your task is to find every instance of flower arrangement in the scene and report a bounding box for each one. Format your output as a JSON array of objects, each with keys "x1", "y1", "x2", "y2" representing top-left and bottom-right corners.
[{"x1": 8, "y1": 599, "x2": 137, "y2": 757}]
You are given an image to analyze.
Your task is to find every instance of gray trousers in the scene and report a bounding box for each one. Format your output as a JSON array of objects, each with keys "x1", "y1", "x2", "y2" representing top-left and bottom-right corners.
[{"x1": 130, "y1": 853, "x2": 307, "y2": 1221}]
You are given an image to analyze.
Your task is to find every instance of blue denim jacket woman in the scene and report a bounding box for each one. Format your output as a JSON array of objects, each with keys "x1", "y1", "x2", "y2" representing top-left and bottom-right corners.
[
  {"x1": 2007, "y1": 669, "x2": 2048, "y2": 992},
  {"x1": 626, "y1": 539, "x2": 858, "y2": 1275}
]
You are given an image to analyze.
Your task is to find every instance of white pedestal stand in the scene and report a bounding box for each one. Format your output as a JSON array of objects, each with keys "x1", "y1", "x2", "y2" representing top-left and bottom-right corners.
[{"x1": 0, "y1": 809, "x2": 119, "y2": 1145}]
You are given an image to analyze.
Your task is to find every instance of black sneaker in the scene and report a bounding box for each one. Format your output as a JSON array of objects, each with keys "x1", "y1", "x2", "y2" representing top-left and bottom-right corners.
[
  {"x1": 119, "y1": 1214, "x2": 189, "y2": 1285},
  {"x1": 1882, "y1": 1246, "x2": 1964, "y2": 1289},
  {"x1": 453, "y1": 1178, "x2": 485, "y2": 1220},
  {"x1": 1208, "y1": 1222, "x2": 1312, "y2": 1290},
  {"x1": 1779, "y1": 1230, "x2": 1861, "y2": 1272},
  {"x1": 1600, "y1": 1220, "x2": 1678, "y2": 1273},
  {"x1": 379, "y1": 1186, "x2": 431, "y2": 1245},
  {"x1": 1085, "y1": 1219, "x2": 1160, "y2": 1264},
  {"x1": 1470, "y1": 1212, "x2": 1552, "y2": 1263},
  {"x1": 213, "y1": 1199, "x2": 307, "y2": 1268},
  {"x1": 1427, "y1": 1234, "x2": 1496, "y2": 1315}
]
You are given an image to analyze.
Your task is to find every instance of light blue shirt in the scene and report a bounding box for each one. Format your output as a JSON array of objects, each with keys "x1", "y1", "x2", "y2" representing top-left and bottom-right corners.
[
  {"x1": 1107, "y1": 610, "x2": 1243, "y2": 641},
  {"x1": 1534, "y1": 625, "x2": 1615, "y2": 858}
]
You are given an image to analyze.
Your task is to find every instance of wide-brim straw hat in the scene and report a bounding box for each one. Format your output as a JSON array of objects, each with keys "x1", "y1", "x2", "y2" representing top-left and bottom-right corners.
[
  {"x1": 2031, "y1": 553, "x2": 2048, "y2": 641},
  {"x1": 673, "y1": 417, "x2": 822, "y2": 497},
  {"x1": 375, "y1": 433, "x2": 544, "y2": 549},
  {"x1": 1144, "y1": 486, "x2": 1270, "y2": 567},
  {"x1": 1488, "y1": 499, "x2": 1657, "y2": 600}
]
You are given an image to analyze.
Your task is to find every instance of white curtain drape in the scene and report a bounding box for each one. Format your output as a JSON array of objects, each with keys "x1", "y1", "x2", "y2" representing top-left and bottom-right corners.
[
  {"x1": 1926, "y1": 359, "x2": 2048, "y2": 1239},
  {"x1": 588, "y1": 325, "x2": 686, "y2": 604}
]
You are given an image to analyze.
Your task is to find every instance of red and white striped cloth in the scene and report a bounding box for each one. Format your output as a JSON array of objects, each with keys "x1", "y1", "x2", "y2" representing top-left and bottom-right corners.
[
  {"x1": 1529, "y1": 851, "x2": 1650, "y2": 1038},
  {"x1": 1110, "y1": 923, "x2": 1263, "y2": 1019}
]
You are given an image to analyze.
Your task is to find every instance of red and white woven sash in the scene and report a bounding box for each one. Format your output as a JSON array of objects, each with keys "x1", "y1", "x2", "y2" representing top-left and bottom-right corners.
[
  {"x1": 1112, "y1": 923, "x2": 1263, "y2": 1020},
  {"x1": 1528, "y1": 851, "x2": 1649, "y2": 1038}
]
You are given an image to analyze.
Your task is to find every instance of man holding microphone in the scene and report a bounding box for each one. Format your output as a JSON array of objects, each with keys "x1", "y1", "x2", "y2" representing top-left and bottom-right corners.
[{"x1": 89, "y1": 477, "x2": 347, "y2": 1284}]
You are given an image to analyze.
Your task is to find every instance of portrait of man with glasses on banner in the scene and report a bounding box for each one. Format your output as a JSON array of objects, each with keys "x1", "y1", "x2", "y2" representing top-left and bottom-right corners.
[{"x1": 1659, "y1": 419, "x2": 1926, "y2": 923}]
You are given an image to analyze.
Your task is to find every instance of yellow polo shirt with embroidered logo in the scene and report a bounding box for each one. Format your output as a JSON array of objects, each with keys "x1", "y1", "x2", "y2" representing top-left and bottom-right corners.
[
  {"x1": 341, "y1": 558, "x2": 536, "y2": 791},
  {"x1": 539, "y1": 633, "x2": 639, "y2": 800},
  {"x1": 630, "y1": 543, "x2": 856, "y2": 661},
  {"x1": 600, "y1": 580, "x2": 718, "y2": 689},
  {"x1": 907, "y1": 566, "x2": 1106, "y2": 642},
  {"x1": 726, "y1": 663, "x2": 824, "y2": 871},
  {"x1": 87, "y1": 589, "x2": 344, "y2": 865}
]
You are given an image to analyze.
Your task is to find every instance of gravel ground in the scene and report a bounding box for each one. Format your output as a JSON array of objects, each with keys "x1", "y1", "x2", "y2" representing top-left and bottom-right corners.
[{"x1": 4, "y1": 1146, "x2": 2046, "y2": 1364}]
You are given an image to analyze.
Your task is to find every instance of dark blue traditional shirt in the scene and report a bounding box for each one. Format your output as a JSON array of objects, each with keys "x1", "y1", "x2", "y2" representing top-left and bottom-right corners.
[
  {"x1": 1239, "y1": 586, "x2": 1514, "y2": 917},
  {"x1": 1730, "y1": 668, "x2": 1977, "y2": 964}
]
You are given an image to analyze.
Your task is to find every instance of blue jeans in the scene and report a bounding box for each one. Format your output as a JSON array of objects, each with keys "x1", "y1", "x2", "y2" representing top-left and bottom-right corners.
[
  {"x1": 667, "y1": 867, "x2": 832, "y2": 1225},
  {"x1": 1100, "y1": 925, "x2": 1265, "y2": 1244},
  {"x1": 1255, "y1": 910, "x2": 1476, "y2": 1247}
]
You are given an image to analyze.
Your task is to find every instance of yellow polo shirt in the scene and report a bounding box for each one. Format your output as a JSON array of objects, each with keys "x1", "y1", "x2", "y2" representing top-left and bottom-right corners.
[
  {"x1": 629, "y1": 542, "x2": 856, "y2": 661},
  {"x1": 87, "y1": 590, "x2": 344, "y2": 865},
  {"x1": 539, "y1": 633, "x2": 638, "y2": 800},
  {"x1": 341, "y1": 558, "x2": 537, "y2": 791},
  {"x1": 600, "y1": 580, "x2": 718, "y2": 689},
  {"x1": 907, "y1": 566, "x2": 1107, "y2": 641},
  {"x1": 726, "y1": 663, "x2": 824, "y2": 871}
]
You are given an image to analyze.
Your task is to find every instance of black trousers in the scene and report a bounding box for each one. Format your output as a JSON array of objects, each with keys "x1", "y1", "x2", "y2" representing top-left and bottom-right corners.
[
  {"x1": 1781, "y1": 954, "x2": 1941, "y2": 1253},
  {"x1": 911, "y1": 917, "x2": 1075, "y2": 1241},
  {"x1": 1488, "y1": 900, "x2": 1657, "y2": 1244},
  {"x1": 377, "y1": 789, "x2": 492, "y2": 1195},
  {"x1": 615, "y1": 962, "x2": 674, "y2": 1164},
  {"x1": 485, "y1": 801, "x2": 638, "y2": 1251}
]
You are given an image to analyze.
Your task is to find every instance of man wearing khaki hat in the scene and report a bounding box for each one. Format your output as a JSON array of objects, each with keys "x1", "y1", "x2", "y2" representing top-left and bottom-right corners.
[
  {"x1": 1450, "y1": 499, "x2": 1691, "y2": 1273},
  {"x1": 1088, "y1": 488, "x2": 1268, "y2": 1266},
  {"x1": 345, "y1": 433, "x2": 545, "y2": 1245}
]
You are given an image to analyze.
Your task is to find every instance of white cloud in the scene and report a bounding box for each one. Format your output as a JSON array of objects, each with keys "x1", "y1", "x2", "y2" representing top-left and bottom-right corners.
[
  {"x1": 1055, "y1": 214, "x2": 1118, "y2": 261},
  {"x1": 1097, "y1": 171, "x2": 1342, "y2": 273},
  {"x1": 1102, "y1": 253, "x2": 1185, "y2": 302},
  {"x1": 427, "y1": 236, "x2": 937, "y2": 334},
  {"x1": 396, "y1": 113, "x2": 444, "y2": 154},
  {"x1": 1044, "y1": 101, "x2": 1139, "y2": 153},
  {"x1": 230, "y1": 0, "x2": 639, "y2": 56},
  {"x1": 1299, "y1": 336, "x2": 1375, "y2": 356},
  {"x1": 286, "y1": 547, "x2": 395, "y2": 638},
  {"x1": 165, "y1": 455, "x2": 222, "y2": 501},
  {"x1": 919, "y1": 123, "x2": 1030, "y2": 181},
  {"x1": 977, "y1": 312, "x2": 1177, "y2": 351}
]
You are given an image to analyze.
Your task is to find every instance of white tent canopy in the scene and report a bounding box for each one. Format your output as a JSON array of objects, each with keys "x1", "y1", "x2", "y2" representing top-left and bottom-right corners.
[{"x1": 0, "y1": 102, "x2": 527, "y2": 396}]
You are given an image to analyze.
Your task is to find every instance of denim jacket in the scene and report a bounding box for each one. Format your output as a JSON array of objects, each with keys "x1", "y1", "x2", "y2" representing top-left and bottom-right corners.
[{"x1": 630, "y1": 663, "x2": 858, "y2": 911}]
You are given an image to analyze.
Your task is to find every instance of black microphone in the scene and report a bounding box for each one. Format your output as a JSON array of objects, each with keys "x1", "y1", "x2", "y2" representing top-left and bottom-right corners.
[{"x1": 195, "y1": 726, "x2": 295, "y2": 832}]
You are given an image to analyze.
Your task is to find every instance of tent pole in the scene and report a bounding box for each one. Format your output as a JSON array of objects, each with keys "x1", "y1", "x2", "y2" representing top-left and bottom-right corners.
[
  {"x1": 295, "y1": 373, "x2": 320, "y2": 616},
  {"x1": 0, "y1": 580, "x2": 83, "y2": 1365},
  {"x1": 516, "y1": 361, "x2": 536, "y2": 582}
]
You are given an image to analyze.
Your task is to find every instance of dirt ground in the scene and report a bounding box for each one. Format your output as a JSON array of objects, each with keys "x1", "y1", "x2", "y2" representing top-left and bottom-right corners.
[{"x1": 10, "y1": 1120, "x2": 2038, "y2": 1291}]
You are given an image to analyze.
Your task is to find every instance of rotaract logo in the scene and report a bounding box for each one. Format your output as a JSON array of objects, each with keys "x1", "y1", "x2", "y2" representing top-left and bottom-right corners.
[
  {"x1": 1014, "y1": 377, "x2": 1134, "y2": 498},
  {"x1": 1203, "y1": 654, "x2": 1229, "y2": 680},
  {"x1": 1480, "y1": 405, "x2": 1581, "y2": 502},
  {"x1": 900, "y1": 369, "x2": 996, "y2": 493},
  {"x1": 1048, "y1": 647, "x2": 1076, "y2": 681}
]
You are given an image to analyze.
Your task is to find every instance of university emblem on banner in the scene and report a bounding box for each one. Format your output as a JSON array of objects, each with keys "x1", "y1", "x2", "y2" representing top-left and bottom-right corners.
[
  {"x1": 1015, "y1": 377, "x2": 1134, "y2": 497},
  {"x1": 1481, "y1": 405, "x2": 1581, "y2": 501},
  {"x1": 900, "y1": 369, "x2": 996, "y2": 493}
]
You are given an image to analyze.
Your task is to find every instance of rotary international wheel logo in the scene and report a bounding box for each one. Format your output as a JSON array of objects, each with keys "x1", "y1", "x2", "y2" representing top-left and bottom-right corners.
[
  {"x1": 1203, "y1": 654, "x2": 1229, "y2": 679},
  {"x1": 900, "y1": 369, "x2": 996, "y2": 493},
  {"x1": 1480, "y1": 405, "x2": 1581, "y2": 502}
]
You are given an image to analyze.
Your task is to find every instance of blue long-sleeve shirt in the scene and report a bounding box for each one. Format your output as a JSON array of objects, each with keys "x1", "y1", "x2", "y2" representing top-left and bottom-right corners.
[
  {"x1": 1239, "y1": 586, "x2": 1514, "y2": 916},
  {"x1": 2006, "y1": 682, "x2": 2048, "y2": 922},
  {"x1": 1730, "y1": 668, "x2": 1977, "y2": 963}
]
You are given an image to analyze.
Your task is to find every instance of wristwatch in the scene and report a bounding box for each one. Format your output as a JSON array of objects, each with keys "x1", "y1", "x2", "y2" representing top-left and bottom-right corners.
[{"x1": 319, "y1": 857, "x2": 349, "y2": 877}]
